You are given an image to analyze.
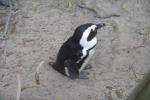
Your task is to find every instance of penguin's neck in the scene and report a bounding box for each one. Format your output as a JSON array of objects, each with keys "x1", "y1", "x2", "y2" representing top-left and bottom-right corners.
[
  {"x1": 80, "y1": 31, "x2": 97, "y2": 50},
  {"x1": 80, "y1": 37, "x2": 97, "y2": 50},
  {"x1": 79, "y1": 25, "x2": 97, "y2": 50}
]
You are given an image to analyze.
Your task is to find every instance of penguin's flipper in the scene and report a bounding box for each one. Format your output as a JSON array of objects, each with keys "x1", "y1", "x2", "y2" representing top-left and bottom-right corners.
[{"x1": 64, "y1": 59, "x2": 79, "y2": 79}]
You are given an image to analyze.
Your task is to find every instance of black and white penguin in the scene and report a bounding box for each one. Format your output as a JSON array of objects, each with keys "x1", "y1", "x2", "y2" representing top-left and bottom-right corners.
[{"x1": 50, "y1": 23, "x2": 105, "y2": 79}]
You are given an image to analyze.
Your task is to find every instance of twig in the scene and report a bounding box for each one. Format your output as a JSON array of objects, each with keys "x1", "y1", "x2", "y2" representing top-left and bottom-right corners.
[
  {"x1": 16, "y1": 68, "x2": 21, "y2": 100},
  {"x1": 21, "y1": 84, "x2": 46, "y2": 92},
  {"x1": 67, "y1": 0, "x2": 72, "y2": 8},
  {"x1": 16, "y1": 50, "x2": 22, "y2": 100},
  {"x1": 3, "y1": 0, "x2": 13, "y2": 39},
  {"x1": 3, "y1": 0, "x2": 13, "y2": 65},
  {"x1": 21, "y1": 85, "x2": 38, "y2": 92},
  {"x1": 12, "y1": 0, "x2": 22, "y2": 99},
  {"x1": 35, "y1": 61, "x2": 45, "y2": 85},
  {"x1": 77, "y1": 4, "x2": 120, "y2": 19},
  {"x1": 118, "y1": 45, "x2": 144, "y2": 50},
  {"x1": 129, "y1": 64, "x2": 137, "y2": 79}
]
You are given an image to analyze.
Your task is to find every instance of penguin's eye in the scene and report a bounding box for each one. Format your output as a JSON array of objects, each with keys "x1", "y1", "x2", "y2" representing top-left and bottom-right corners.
[{"x1": 87, "y1": 30, "x2": 97, "y2": 41}]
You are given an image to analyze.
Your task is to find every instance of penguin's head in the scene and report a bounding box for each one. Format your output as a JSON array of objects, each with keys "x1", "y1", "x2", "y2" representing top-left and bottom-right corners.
[{"x1": 72, "y1": 23, "x2": 105, "y2": 42}]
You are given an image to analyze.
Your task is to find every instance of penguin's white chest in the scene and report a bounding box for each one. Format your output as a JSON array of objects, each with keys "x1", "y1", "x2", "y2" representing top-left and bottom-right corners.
[
  {"x1": 79, "y1": 37, "x2": 97, "y2": 72},
  {"x1": 78, "y1": 25, "x2": 98, "y2": 72},
  {"x1": 80, "y1": 37, "x2": 97, "y2": 58}
]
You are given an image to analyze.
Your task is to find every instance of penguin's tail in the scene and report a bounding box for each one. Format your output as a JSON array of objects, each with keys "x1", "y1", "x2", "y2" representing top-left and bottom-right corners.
[
  {"x1": 48, "y1": 62, "x2": 54, "y2": 66},
  {"x1": 49, "y1": 62, "x2": 67, "y2": 76},
  {"x1": 49, "y1": 62, "x2": 60, "y2": 72},
  {"x1": 48, "y1": 62, "x2": 55, "y2": 69}
]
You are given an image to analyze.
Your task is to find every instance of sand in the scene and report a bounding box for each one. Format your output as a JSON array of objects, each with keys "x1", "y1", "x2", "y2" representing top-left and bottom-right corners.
[{"x1": 0, "y1": 0, "x2": 150, "y2": 100}]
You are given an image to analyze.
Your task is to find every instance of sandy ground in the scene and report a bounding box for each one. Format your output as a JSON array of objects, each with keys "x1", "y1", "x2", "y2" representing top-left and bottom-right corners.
[{"x1": 0, "y1": 0, "x2": 150, "y2": 100}]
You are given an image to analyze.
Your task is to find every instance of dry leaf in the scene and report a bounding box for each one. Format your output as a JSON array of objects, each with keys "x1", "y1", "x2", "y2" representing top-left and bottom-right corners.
[
  {"x1": 122, "y1": 4, "x2": 128, "y2": 11},
  {"x1": 32, "y1": 3, "x2": 39, "y2": 12}
]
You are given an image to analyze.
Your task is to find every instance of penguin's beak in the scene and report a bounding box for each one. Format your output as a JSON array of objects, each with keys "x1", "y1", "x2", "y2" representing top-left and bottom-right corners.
[{"x1": 96, "y1": 23, "x2": 106, "y2": 29}]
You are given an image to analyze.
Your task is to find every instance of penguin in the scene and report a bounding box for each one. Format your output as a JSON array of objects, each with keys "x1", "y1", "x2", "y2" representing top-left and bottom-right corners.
[{"x1": 50, "y1": 23, "x2": 105, "y2": 79}]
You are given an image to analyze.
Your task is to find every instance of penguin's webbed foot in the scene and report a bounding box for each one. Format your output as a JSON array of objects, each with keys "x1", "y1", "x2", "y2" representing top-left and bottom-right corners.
[
  {"x1": 79, "y1": 71, "x2": 89, "y2": 79},
  {"x1": 84, "y1": 64, "x2": 92, "y2": 70},
  {"x1": 68, "y1": 72, "x2": 79, "y2": 79}
]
